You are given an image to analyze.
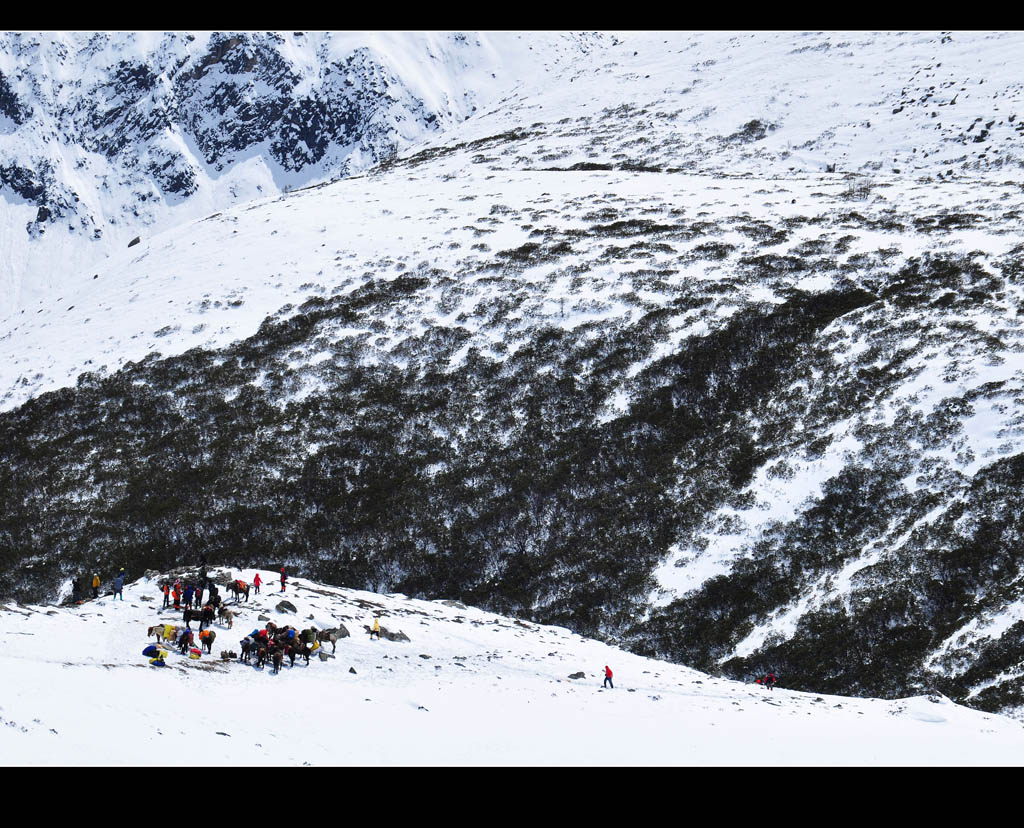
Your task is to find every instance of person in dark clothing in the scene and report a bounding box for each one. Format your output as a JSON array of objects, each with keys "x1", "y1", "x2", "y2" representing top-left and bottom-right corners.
[
  {"x1": 764, "y1": 672, "x2": 777, "y2": 691},
  {"x1": 280, "y1": 567, "x2": 287, "y2": 592},
  {"x1": 184, "y1": 584, "x2": 194, "y2": 609},
  {"x1": 113, "y1": 570, "x2": 125, "y2": 600},
  {"x1": 603, "y1": 665, "x2": 614, "y2": 689}
]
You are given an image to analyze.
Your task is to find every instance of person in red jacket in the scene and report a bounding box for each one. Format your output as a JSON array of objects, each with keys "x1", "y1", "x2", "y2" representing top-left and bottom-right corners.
[
  {"x1": 280, "y1": 567, "x2": 287, "y2": 592},
  {"x1": 253, "y1": 573, "x2": 262, "y2": 594},
  {"x1": 603, "y1": 665, "x2": 613, "y2": 689}
]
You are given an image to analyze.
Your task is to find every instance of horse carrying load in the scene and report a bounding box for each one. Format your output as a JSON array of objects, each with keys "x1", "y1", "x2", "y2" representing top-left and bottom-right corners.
[{"x1": 226, "y1": 579, "x2": 250, "y2": 602}]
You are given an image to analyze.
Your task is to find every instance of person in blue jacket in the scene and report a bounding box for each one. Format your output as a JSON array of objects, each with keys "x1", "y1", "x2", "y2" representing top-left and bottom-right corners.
[{"x1": 113, "y1": 569, "x2": 125, "y2": 600}]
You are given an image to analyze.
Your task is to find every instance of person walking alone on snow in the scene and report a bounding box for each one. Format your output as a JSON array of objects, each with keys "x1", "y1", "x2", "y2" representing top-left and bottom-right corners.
[
  {"x1": 253, "y1": 572, "x2": 262, "y2": 594},
  {"x1": 603, "y1": 665, "x2": 614, "y2": 689},
  {"x1": 280, "y1": 567, "x2": 287, "y2": 592}
]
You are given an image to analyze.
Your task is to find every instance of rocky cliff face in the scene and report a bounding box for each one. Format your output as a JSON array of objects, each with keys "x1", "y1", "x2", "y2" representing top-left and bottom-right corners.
[{"x1": 0, "y1": 31, "x2": 600, "y2": 315}]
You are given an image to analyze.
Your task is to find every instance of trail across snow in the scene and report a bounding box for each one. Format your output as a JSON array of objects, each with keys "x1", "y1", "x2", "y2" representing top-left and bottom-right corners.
[{"x1": 0, "y1": 569, "x2": 1022, "y2": 765}]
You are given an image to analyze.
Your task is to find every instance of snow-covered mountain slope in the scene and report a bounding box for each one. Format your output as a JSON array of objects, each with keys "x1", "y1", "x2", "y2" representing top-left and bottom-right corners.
[
  {"x1": 421, "y1": 30, "x2": 1024, "y2": 178},
  {"x1": 5, "y1": 31, "x2": 1024, "y2": 719},
  {"x1": 3, "y1": 569, "x2": 1022, "y2": 766},
  {"x1": 0, "y1": 30, "x2": 606, "y2": 316},
  {"x1": 4, "y1": 30, "x2": 1023, "y2": 408}
]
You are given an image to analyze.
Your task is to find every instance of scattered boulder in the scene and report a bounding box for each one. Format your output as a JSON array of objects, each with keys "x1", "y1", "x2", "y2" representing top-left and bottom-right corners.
[
  {"x1": 127, "y1": 236, "x2": 140, "y2": 247},
  {"x1": 382, "y1": 626, "x2": 410, "y2": 642},
  {"x1": 258, "y1": 614, "x2": 270, "y2": 621},
  {"x1": 363, "y1": 624, "x2": 409, "y2": 642},
  {"x1": 276, "y1": 600, "x2": 297, "y2": 613},
  {"x1": 568, "y1": 672, "x2": 586, "y2": 680},
  {"x1": 328, "y1": 624, "x2": 350, "y2": 639},
  {"x1": 349, "y1": 666, "x2": 357, "y2": 674}
]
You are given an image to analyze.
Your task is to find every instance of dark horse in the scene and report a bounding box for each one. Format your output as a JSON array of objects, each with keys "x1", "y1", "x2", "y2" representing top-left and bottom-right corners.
[
  {"x1": 226, "y1": 580, "x2": 250, "y2": 602},
  {"x1": 286, "y1": 642, "x2": 313, "y2": 667}
]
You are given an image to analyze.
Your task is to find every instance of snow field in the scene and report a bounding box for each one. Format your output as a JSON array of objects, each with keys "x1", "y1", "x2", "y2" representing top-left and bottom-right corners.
[{"x1": 2, "y1": 569, "x2": 1024, "y2": 765}]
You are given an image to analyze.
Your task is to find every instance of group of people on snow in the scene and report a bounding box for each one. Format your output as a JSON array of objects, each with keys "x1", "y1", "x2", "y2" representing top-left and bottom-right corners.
[
  {"x1": 98, "y1": 565, "x2": 766, "y2": 695},
  {"x1": 75, "y1": 568, "x2": 126, "y2": 602},
  {"x1": 162, "y1": 577, "x2": 222, "y2": 612}
]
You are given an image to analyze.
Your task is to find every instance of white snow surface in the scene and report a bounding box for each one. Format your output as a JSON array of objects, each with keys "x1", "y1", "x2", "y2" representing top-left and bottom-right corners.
[{"x1": 2, "y1": 569, "x2": 1023, "y2": 766}]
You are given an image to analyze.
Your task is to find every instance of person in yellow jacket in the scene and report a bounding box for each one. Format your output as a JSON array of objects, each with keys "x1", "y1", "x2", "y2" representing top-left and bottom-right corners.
[
  {"x1": 371, "y1": 617, "x2": 381, "y2": 641},
  {"x1": 91, "y1": 573, "x2": 100, "y2": 599}
]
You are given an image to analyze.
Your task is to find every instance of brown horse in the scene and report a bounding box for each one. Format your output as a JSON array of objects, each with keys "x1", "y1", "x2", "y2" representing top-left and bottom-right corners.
[{"x1": 292, "y1": 642, "x2": 313, "y2": 666}]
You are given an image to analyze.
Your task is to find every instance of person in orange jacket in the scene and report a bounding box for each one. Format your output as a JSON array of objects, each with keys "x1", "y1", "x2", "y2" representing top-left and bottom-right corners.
[
  {"x1": 253, "y1": 573, "x2": 262, "y2": 594},
  {"x1": 91, "y1": 573, "x2": 100, "y2": 599},
  {"x1": 162, "y1": 583, "x2": 170, "y2": 608},
  {"x1": 603, "y1": 665, "x2": 613, "y2": 689}
]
